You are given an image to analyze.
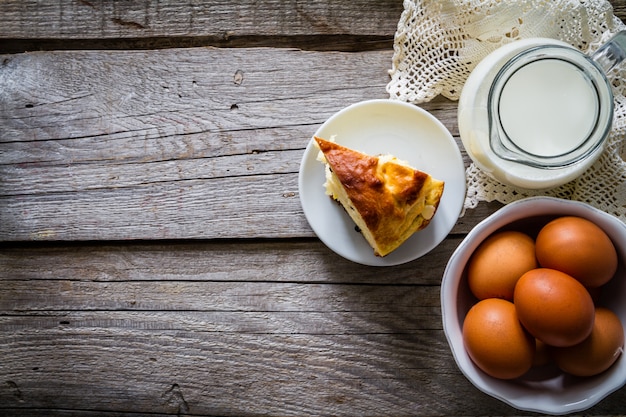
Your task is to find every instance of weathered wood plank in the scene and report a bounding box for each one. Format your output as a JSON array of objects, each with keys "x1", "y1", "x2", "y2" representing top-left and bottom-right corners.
[
  {"x1": 0, "y1": 0, "x2": 404, "y2": 53},
  {"x1": 0, "y1": 239, "x2": 460, "y2": 285},
  {"x1": 1, "y1": 309, "x2": 442, "y2": 334},
  {"x1": 2, "y1": 313, "x2": 625, "y2": 416},
  {"x1": 0, "y1": 238, "x2": 478, "y2": 416},
  {"x1": 0, "y1": 242, "x2": 484, "y2": 416},
  {"x1": 0, "y1": 322, "x2": 495, "y2": 416},
  {"x1": 3, "y1": 0, "x2": 625, "y2": 42},
  {"x1": 0, "y1": 174, "x2": 303, "y2": 240},
  {"x1": 3, "y1": 1, "x2": 626, "y2": 414},
  {"x1": 0, "y1": 169, "x2": 495, "y2": 241},
  {"x1": 2, "y1": 238, "x2": 626, "y2": 416},
  {"x1": 0, "y1": 48, "x2": 464, "y2": 241},
  {"x1": 0, "y1": 280, "x2": 443, "y2": 313},
  {"x1": 4, "y1": 0, "x2": 625, "y2": 43},
  {"x1": 0, "y1": 48, "x2": 398, "y2": 144},
  {"x1": 0, "y1": 0, "x2": 403, "y2": 38}
]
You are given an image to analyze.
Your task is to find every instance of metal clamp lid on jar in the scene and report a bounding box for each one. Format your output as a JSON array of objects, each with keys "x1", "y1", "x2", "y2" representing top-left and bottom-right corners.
[{"x1": 487, "y1": 31, "x2": 626, "y2": 169}]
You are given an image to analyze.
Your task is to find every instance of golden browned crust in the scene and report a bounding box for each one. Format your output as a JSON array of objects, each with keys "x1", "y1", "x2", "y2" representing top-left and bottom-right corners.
[{"x1": 315, "y1": 136, "x2": 444, "y2": 256}]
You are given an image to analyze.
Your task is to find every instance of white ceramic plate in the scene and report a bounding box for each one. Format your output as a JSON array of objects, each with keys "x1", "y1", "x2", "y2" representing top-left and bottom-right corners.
[{"x1": 299, "y1": 99, "x2": 466, "y2": 266}]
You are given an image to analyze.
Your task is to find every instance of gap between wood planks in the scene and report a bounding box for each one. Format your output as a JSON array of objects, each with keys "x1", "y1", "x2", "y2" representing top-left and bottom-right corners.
[{"x1": 0, "y1": 34, "x2": 394, "y2": 54}]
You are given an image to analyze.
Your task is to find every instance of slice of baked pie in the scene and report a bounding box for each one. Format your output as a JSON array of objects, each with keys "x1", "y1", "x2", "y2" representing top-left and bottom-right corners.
[{"x1": 314, "y1": 136, "x2": 445, "y2": 257}]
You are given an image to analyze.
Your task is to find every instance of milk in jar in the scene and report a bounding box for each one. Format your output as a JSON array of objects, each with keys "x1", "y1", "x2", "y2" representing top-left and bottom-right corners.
[
  {"x1": 458, "y1": 38, "x2": 614, "y2": 189},
  {"x1": 497, "y1": 59, "x2": 599, "y2": 158}
]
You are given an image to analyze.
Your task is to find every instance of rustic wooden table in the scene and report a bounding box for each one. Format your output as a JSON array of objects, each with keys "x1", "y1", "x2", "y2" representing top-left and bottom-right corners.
[{"x1": 1, "y1": 1, "x2": 625, "y2": 416}]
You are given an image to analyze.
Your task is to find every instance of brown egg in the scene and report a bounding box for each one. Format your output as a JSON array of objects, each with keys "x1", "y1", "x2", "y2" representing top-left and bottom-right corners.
[
  {"x1": 514, "y1": 268, "x2": 595, "y2": 347},
  {"x1": 535, "y1": 216, "x2": 617, "y2": 288},
  {"x1": 552, "y1": 307, "x2": 625, "y2": 376},
  {"x1": 467, "y1": 231, "x2": 537, "y2": 301},
  {"x1": 463, "y1": 298, "x2": 535, "y2": 379}
]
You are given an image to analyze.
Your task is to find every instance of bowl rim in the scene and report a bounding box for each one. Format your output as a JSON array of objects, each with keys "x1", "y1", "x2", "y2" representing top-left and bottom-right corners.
[{"x1": 441, "y1": 196, "x2": 626, "y2": 414}]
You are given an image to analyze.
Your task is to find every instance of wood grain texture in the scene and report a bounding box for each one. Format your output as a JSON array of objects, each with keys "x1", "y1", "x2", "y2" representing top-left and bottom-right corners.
[
  {"x1": 0, "y1": 239, "x2": 476, "y2": 416},
  {"x1": 0, "y1": 319, "x2": 496, "y2": 416},
  {"x1": 0, "y1": 48, "x2": 463, "y2": 241},
  {"x1": 0, "y1": 239, "x2": 462, "y2": 285},
  {"x1": 2, "y1": 1, "x2": 626, "y2": 416},
  {"x1": 2, "y1": 248, "x2": 625, "y2": 417},
  {"x1": 0, "y1": 0, "x2": 403, "y2": 53},
  {"x1": 2, "y1": 248, "x2": 626, "y2": 416},
  {"x1": 0, "y1": 0, "x2": 403, "y2": 38}
]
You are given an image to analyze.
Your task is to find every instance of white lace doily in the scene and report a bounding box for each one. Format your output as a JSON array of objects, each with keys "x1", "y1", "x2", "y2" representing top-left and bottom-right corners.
[{"x1": 387, "y1": 0, "x2": 626, "y2": 221}]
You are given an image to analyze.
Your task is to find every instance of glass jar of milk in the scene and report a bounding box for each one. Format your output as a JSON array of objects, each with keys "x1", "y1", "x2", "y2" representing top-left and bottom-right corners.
[{"x1": 459, "y1": 31, "x2": 626, "y2": 189}]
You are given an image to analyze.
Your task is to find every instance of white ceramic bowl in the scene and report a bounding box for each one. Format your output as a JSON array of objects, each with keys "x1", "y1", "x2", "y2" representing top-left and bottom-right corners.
[{"x1": 442, "y1": 197, "x2": 626, "y2": 414}]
